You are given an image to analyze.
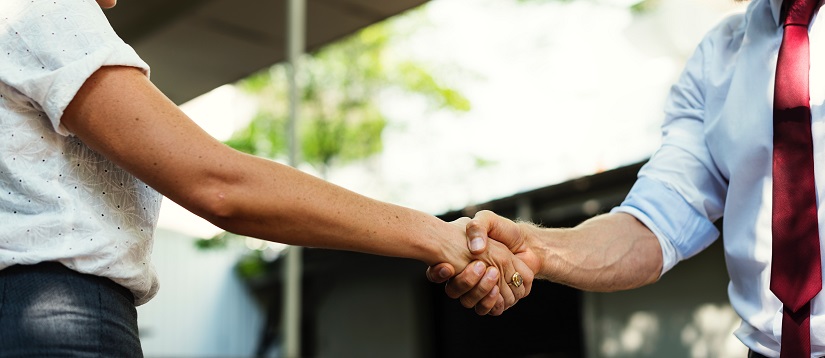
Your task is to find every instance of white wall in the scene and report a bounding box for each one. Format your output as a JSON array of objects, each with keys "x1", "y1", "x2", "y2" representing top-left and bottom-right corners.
[
  {"x1": 137, "y1": 228, "x2": 264, "y2": 358},
  {"x1": 583, "y1": 240, "x2": 747, "y2": 357}
]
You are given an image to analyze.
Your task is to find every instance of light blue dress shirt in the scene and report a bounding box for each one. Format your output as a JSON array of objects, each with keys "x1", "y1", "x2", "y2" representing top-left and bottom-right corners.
[{"x1": 613, "y1": 0, "x2": 825, "y2": 355}]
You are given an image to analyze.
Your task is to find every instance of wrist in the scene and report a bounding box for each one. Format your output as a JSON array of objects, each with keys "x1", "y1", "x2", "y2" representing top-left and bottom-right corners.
[
  {"x1": 423, "y1": 218, "x2": 469, "y2": 268},
  {"x1": 520, "y1": 222, "x2": 557, "y2": 280}
]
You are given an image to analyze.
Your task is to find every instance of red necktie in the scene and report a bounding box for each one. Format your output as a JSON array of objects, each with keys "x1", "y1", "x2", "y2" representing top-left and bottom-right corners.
[{"x1": 771, "y1": 0, "x2": 822, "y2": 356}]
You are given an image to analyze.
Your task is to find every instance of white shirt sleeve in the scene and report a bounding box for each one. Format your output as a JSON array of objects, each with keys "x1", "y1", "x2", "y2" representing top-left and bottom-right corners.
[
  {"x1": 0, "y1": 0, "x2": 149, "y2": 136},
  {"x1": 612, "y1": 33, "x2": 728, "y2": 276}
]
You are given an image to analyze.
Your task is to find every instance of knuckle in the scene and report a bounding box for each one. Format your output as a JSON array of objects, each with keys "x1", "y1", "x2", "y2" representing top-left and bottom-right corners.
[
  {"x1": 466, "y1": 220, "x2": 482, "y2": 233},
  {"x1": 456, "y1": 273, "x2": 479, "y2": 288},
  {"x1": 481, "y1": 275, "x2": 497, "y2": 288},
  {"x1": 475, "y1": 297, "x2": 496, "y2": 316},
  {"x1": 515, "y1": 287, "x2": 527, "y2": 300},
  {"x1": 523, "y1": 271, "x2": 535, "y2": 284},
  {"x1": 444, "y1": 283, "x2": 462, "y2": 299},
  {"x1": 459, "y1": 296, "x2": 475, "y2": 309},
  {"x1": 503, "y1": 294, "x2": 515, "y2": 308}
]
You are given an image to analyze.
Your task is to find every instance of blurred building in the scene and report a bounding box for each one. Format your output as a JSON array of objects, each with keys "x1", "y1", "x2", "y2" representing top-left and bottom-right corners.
[
  {"x1": 111, "y1": 1, "x2": 746, "y2": 356},
  {"x1": 234, "y1": 161, "x2": 741, "y2": 358}
]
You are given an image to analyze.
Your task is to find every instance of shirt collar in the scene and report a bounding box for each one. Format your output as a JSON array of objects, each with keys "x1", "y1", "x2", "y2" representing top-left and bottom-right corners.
[
  {"x1": 771, "y1": 0, "x2": 783, "y2": 26},
  {"x1": 771, "y1": 0, "x2": 824, "y2": 26}
]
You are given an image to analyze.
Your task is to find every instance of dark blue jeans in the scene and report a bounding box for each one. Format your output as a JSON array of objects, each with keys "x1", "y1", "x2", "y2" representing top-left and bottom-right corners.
[{"x1": 0, "y1": 262, "x2": 143, "y2": 357}]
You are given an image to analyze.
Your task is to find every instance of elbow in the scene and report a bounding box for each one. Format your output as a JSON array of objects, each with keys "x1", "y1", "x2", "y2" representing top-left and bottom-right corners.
[
  {"x1": 183, "y1": 177, "x2": 245, "y2": 230},
  {"x1": 199, "y1": 190, "x2": 236, "y2": 223}
]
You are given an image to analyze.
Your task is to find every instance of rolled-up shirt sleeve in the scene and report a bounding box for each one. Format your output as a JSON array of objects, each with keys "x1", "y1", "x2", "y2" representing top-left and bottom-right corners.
[
  {"x1": 0, "y1": 0, "x2": 149, "y2": 136},
  {"x1": 612, "y1": 35, "x2": 728, "y2": 276}
]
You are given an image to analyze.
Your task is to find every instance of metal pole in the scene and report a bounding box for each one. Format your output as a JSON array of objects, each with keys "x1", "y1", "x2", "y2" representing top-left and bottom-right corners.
[{"x1": 282, "y1": 0, "x2": 305, "y2": 356}]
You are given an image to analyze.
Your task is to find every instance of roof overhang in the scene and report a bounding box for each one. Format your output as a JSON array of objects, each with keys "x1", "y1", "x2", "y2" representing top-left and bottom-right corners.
[{"x1": 104, "y1": 0, "x2": 429, "y2": 104}]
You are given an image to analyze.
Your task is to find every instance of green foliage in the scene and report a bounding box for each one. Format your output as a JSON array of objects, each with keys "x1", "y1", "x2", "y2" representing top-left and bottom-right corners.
[
  {"x1": 474, "y1": 156, "x2": 498, "y2": 169},
  {"x1": 200, "y1": 9, "x2": 473, "y2": 255},
  {"x1": 227, "y1": 17, "x2": 470, "y2": 175},
  {"x1": 194, "y1": 231, "x2": 235, "y2": 250},
  {"x1": 223, "y1": 112, "x2": 288, "y2": 158},
  {"x1": 235, "y1": 250, "x2": 268, "y2": 279},
  {"x1": 630, "y1": 0, "x2": 659, "y2": 13},
  {"x1": 195, "y1": 231, "x2": 271, "y2": 280},
  {"x1": 396, "y1": 62, "x2": 471, "y2": 111}
]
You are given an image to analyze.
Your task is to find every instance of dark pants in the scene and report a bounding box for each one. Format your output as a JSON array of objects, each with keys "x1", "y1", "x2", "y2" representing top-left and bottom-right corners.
[{"x1": 0, "y1": 262, "x2": 143, "y2": 357}]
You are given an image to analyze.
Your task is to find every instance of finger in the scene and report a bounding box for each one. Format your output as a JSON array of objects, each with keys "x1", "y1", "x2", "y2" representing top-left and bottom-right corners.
[
  {"x1": 496, "y1": 258, "x2": 534, "y2": 312},
  {"x1": 445, "y1": 261, "x2": 486, "y2": 299},
  {"x1": 469, "y1": 210, "x2": 522, "y2": 253},
  {"x1": 474, "y1": 284, "x2": 500, "y2": 316},
  {"x1": 465, "y1": 214, "x2": 490, "y2": 255},
  {"x1": 458, "y1": 266, "x2": 499, "y2": 309},
  {"x1": 488, "y1": 295, "x2": 506, "y2": 316},
  {"x1": 510, "y1": 257, "x2": 535, "y2": 301},
  {"x1": 498, "y1": 271, "x2": 517, "y2": 309},
  {"x1": 502, "y1": 271, "x2": 525, "y2": 308},
  {"x1": 425, "y1": 263, "x2": 455, "y2": 283}
]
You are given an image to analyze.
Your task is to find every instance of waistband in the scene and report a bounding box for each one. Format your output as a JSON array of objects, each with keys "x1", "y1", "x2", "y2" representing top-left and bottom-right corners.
[{"x1": 0, "y1": 261, "x2": 134, "y2": 304}]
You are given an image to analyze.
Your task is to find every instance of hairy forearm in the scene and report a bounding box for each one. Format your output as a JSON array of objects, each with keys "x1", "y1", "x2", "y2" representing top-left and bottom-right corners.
[{"x1": 526, "y1": 213, "x2": 662, "y2": 292}]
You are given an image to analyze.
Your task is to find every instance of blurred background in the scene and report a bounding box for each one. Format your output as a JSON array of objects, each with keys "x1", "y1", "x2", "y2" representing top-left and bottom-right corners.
[{"x1": 104, "y1": 0, "x2": 748, "y2": 356}]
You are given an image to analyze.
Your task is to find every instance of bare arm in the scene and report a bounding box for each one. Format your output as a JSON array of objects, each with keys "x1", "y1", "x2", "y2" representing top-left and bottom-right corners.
[
  {"x1": 523, "y1": 212, "x2": 662, "y2": 291},
  {"x1": 432, "y1": 210, "x2": 662, "y2": 314},
  {"x1": 61, "y1": 66, "x2": 533, "y2": 306},
  {"x1": 62, "y1": 66, "x2": 456, "y2": 265}
]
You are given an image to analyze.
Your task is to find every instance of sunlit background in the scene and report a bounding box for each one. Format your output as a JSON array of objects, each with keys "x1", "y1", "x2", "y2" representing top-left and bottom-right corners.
[
  {"x1": 161, "y1": 0, "x2": 744, "y2": 237},
  {"x1": 111, "y1": 0, "x2": 752, "y2": 356}
]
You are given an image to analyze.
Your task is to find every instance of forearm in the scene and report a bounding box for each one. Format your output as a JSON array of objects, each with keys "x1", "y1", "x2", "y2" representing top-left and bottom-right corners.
[
  {"x1": 62, "y1": 66, "x2": 470, "y2": 268},
  {"x1": 199, "y1": 154, "x2": 463, "y2": 267},
  {"x1": 526, "y1": 212, "x2": 662, "y2": 291}
]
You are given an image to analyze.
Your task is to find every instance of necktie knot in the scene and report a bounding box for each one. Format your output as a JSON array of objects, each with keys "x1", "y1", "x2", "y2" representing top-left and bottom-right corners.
[{"x1": 783, "y1": 0, "x2": 819, "y2": 27}]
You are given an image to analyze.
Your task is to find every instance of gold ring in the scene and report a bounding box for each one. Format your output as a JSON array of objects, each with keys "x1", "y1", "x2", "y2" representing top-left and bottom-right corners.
[{"x1": 507, "y1": 272, "x2": 523, "y2": 288}]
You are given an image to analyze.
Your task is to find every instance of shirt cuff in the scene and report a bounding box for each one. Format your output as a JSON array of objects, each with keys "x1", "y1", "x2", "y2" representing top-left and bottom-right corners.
[
  {"x1": 43, "y1": 43, "x2": 149, "y2": 136},
  {"x1": 610, "y1": 176, "x2": 720, "y2": 276}
]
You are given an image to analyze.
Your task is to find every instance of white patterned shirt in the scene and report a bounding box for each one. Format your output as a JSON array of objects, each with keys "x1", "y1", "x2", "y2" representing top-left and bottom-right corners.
[{"x1": 0, "y1": 0, "x2": 161, "y2": 305}]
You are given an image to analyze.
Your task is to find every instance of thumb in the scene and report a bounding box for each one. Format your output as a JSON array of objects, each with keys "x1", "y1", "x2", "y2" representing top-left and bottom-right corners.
[
  {"x1": 467, "y1": 210, "x2": 522, "y2": 254},
  {"x1": 465, "y1": 211, "x2": 495, "y2": 255},
  {"x1": 466, "y1": 219, "x2": 488, "y2": 255}
]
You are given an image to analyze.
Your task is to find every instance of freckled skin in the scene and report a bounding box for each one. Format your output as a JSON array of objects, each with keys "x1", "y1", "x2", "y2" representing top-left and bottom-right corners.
[
  {"x1": 61, "y1": 66, "x2": 534, "y2": 312},
  {"x1": 74, "y1": 0, "x2": 548, "y2": 315}
]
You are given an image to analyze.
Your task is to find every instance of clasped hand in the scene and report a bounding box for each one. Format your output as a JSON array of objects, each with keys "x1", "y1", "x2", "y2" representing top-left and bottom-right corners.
[{"x1": 428, "y1": 211, "x2": 541, "y2": 316}]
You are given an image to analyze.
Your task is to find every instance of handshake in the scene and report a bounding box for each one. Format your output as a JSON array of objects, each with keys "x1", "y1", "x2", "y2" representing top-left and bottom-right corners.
[
  {"x1": 421, "y1": 210, "x2": 664, "y2": 316},
  {"x1": 425, "y1": 210, "x2": 544, "y2": 316}
]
